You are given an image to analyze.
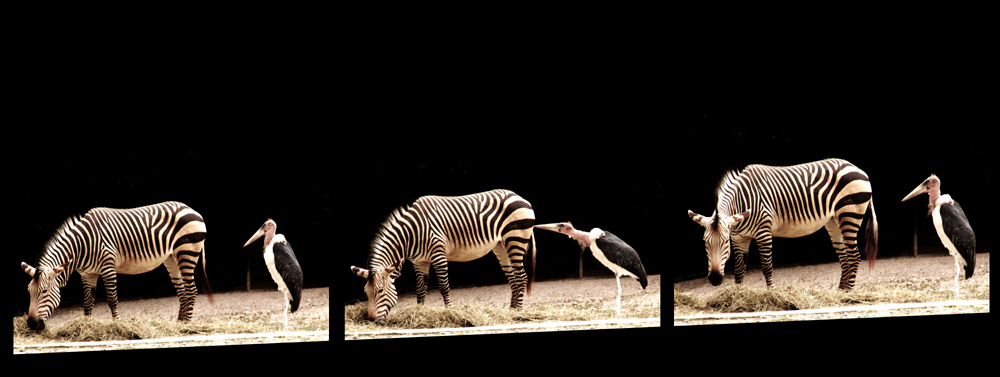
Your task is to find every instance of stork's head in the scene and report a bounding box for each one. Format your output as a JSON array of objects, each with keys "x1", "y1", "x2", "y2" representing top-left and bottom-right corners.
[
  {"x1": 901, "y1": 174, "x2": 941, "y2": 205},
  {"x1": 243, "y1": 219, "x2": 277, "y2": 253},
  {"x1": 21, "y1": 260, "x2": 72, "y2": 331},
  {"x1": 535, "y1": 222, "x2": 596, "y2": 249},
  {"x1": 351, "y1": 264, "x2": 399, "y2": 323},
  {"x1": 688, "y1": 210, "x2": 749, "y2": 286}
]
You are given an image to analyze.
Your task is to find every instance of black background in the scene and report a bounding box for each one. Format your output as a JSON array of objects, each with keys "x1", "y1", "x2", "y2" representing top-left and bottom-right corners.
[{"x1": 10, "y1": 16, "x2": 993, "y2": 364}]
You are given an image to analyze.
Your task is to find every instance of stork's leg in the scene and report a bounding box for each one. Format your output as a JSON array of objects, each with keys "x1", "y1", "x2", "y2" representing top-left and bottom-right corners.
[
  {"x1": 954, "y1": 256, "x2": 960, "y2": 300},
  {"x1": 283, "y1": 297, "x2": 289, "y2": 330},
  {"x1": 615, "y1": 275, "x2": 622, "y2": 317}
]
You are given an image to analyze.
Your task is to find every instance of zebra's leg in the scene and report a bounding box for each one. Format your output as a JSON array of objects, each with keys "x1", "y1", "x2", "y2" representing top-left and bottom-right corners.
[
  {"x1": 80, "y1": 272, "x2": 99, "y2": 316},
  {"x1": 99, "y1": 265, "x2": 121, "y2": 320},
  {"x1": 411, "y1": 260, "x2": 431, "y2": 305},
  {"x1": 163, "y1": 255, "x2": 197, "y2": 321},
  {"x1": 753, "y1": 231, "x2": 775, "y2": 288},
  {"x1": 731, "y1": 236, "x2": 751, "y2": 285},
  {"x1": 429, "y1": 253, "x2": 452, "y2": 307},
  {"x1": 492, "y1": 244, "x2": 526, "y2": 309},
  {"x1": 825, "y1": 218, "x2": 859, "y2": 290}
]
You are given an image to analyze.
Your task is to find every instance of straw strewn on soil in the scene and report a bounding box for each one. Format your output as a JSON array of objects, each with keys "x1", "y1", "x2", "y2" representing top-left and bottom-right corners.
[
  {"x1": 13, "y1": 288, "x2": 329, "y2": 346},
  {"x1": 673, "y1": 254, "x2": 989, "y2": 321},
  {"x1": 345, "y1": 275, "x2": 661, "y2": 335}
]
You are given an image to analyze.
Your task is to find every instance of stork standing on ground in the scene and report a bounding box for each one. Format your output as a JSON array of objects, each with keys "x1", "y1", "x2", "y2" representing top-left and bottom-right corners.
[
  {"x1": 244, "y1": 219, "x2": 304, "y2": 328},
  {"x1": 901, "y1": 174, "x2": 976, "y2": 299},
  {"x1": 535, "y1": 222, "x2": 647, "y2": 316}
]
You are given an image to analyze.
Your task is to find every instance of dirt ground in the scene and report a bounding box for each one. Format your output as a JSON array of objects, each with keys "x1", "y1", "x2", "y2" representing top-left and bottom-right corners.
[
  {"x1": 674, "y1": 253, "x2": 990, "y2": 323},
  {"x1": 345, "y1": 273, "x2": 661, "y2": 339},
  {"x1": 389, "y1": 274, "x2": 661, "y2": 312},
  {"x1": 675, "y1": 253, "x2": 989, "y2": 295}
]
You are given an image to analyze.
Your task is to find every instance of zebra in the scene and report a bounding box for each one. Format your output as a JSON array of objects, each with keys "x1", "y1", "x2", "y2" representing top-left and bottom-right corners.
[
  {"x1": 20, "y1": 201, "x2": 209, "y2": 330},
  {"x1": 351, "y1": 189, "x2": 536, "y2": 322},
  {"x1": 687, "y1": 158, "x2": 878, "y2": 290}
]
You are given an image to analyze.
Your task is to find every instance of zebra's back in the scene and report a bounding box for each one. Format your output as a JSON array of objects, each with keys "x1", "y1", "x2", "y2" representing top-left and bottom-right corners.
[
  {"x1": 85, "y1": 201, "x2": 207, "y2": 274},
  {"x1": 740, "y1": 158, "x2": 871, "y2": 232},
  {"x1": 412, "y1": 189, "x2": 533, "y2": 252}
]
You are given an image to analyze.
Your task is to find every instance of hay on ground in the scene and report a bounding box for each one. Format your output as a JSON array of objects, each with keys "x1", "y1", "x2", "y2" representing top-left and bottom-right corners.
[
  {"x1": 12, "y1": 313, "x2": 317, "y2": 344},
  {"x1": 705, "y1": 285, "x2": 800, "y2": 312},
  {"x1": 684, "y1": 283, "x2": 942, "y2": 315}
]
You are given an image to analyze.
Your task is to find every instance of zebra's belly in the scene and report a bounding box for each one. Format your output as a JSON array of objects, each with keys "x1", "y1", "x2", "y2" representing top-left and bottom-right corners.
[
  {"x1": 116, "y1": 254, "x2": 172, "y2": 275},
  {"x1": 446, "y1": 242, "x2": 499, "y2": 262},
  {"x1": 770, "y1": 218, "x2": 829, "y2": 238}
]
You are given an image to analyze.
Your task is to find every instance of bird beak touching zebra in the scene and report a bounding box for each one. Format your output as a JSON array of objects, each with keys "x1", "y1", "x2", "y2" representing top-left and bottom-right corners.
[{"x1": 535, "y1": 221, "x2": 648, "y2": 316}]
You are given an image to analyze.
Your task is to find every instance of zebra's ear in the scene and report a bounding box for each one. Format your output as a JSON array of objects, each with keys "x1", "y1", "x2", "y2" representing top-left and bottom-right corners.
[
  {"x1": 21, "y1": 262, "x2": 36, "y2": 277},
  {"x1": 384, "y1": 264, "x2": 399, "y2": 281},
  {"x1": 52, "y1": 259, "x2": 72, "y2": 274},
  {"x1": 732, "y1": 210, "x2": 751, "y2": 223},
  {"x1": 688, "y1": 210, "x2": 712, "y2": 227},
  {"x1": 351, "y1": 266, "x2": 370, "y2": 279}
]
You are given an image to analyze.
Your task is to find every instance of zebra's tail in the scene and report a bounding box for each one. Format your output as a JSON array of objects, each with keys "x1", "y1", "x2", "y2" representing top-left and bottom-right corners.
[
  {"x1": 526, "y1": 232, "x2": 536, "y2": 296},
  {"x1": 863, "y1": 198, "x2": 879, "y2": 269},
  {"x1": 196, "y1": 245, "x2": 215, "y2": 304}
]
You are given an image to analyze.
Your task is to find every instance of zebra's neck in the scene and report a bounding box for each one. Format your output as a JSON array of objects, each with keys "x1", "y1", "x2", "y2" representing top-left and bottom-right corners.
[
  {"x1": 368, "y1": 206, "x2": 418, "y2": 269},
  {"x1": 715, "y1": 169, "x2": 753, "y2": 220},
  {"x1": 37, "y1": 215, "x2": 88, "y2": 286}
]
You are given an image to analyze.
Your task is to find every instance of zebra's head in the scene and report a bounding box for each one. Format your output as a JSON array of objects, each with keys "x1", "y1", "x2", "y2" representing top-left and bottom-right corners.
[
  {"x1": 351, "y1": 264, "x2": 399, "y2": 323},
  {"x1": 20, "y1": 259, "x2": 72, "y2": 331},
  {"x1": 688, "y1": 210, "x2": 749, "y2": 286}
]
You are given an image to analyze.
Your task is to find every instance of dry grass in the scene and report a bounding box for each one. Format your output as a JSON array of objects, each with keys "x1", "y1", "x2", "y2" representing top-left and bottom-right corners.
[
  {"x1": 675, "y1": 282, "x2": 968, "y2": 315},
  {"x1": 345, "y1": 297, "x2": 660, "y2": 333},
  {"x1": 344, "y1": 276, "x2": 661, "y2": 336},
  {"x1": 13, "y1": 311, "x2": 329, "y2": 345},
  {"x1": 674, "y1": 254, "x2": 990, "y2": 320}
]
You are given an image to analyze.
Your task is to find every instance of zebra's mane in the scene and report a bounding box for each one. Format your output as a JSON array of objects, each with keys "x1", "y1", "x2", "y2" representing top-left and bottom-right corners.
[
  {"x1": 714, "y1": 169, "x2": 743, "y2": 202},
  {"x1": 712, "y1": 168, "x2": 746, "y2": 223},
  {"x1": 37, "y1": 213, "x2": 86, "y2": 267},
  {"x1": 367, "y1": 205, "x2": 415, "y2": 268}
]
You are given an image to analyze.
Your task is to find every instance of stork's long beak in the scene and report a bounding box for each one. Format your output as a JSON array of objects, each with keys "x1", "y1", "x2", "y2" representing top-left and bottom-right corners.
[
  {"x1": 901, "y1": 182, "x2": 928, "y2": 202},
  {"x1": 534, "y1": 223, "x2": 565, "y2": 233},
  {"x1": 243, "y1": 227, "x2": 266, "y2": 247}
]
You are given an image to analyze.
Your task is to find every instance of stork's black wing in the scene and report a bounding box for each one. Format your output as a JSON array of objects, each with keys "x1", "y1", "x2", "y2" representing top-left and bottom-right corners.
[
  {"x1": 940, "y1": 200, "x2": 976, "y2": 279},
  {"x1": 594, "y1": 231, "x2": 648, "y2": 289},
  {"x1": 273, "y1": 240, "x2": 304, "y2": 312}
]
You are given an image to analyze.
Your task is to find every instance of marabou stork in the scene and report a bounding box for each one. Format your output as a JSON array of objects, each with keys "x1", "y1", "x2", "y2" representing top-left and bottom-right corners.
[
  {"x1": 535, "y1": 222, "x2": 647, "y2": 316},
  {"x1": 243, "y1": 219, "x2": 304, "y2": 328},
  {"x1": 901, "y1": 174, "x2": 976, "y2": 299}
]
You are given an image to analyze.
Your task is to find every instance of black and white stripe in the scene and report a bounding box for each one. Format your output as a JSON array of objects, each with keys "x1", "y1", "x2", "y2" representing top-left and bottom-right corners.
[
  {"x1": 21, "y1": 201, "x2": 208, "y2": 330},
  {"x1": 689, "y1": 158, "x2": 879, "y2": 290},
  {"x1": 351, "y1": 189, "x2": 536, "y2": 322}
]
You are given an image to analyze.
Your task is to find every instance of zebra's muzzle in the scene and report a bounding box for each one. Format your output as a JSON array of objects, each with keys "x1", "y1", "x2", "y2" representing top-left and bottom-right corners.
[
  {"x1": 27, "y1": 316, "x2": 45, "y2": 331},
  {"x1": 708, "y1": 270, "x2": 724, "y2": 286}
]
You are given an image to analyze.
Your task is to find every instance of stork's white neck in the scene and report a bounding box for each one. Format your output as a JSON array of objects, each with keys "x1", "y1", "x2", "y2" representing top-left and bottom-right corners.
[
  {"x1": 567, "y1": 228, "x2": 591, "y2": 248},
  {"x1": 566, "y1": 227, "x2": 605, "y2": 249}
]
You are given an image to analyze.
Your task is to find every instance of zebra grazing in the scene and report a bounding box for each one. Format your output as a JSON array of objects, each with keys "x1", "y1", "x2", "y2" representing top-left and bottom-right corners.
[
  {"x1": 688, "y1": 158, "x2": 878, "y2": 290},
  {"x1": 20, "y1": 201, "x2": 209, "y2": 330},
  {"x1": 351, "y1": 189, "x2": 536, "y2": 322}
]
